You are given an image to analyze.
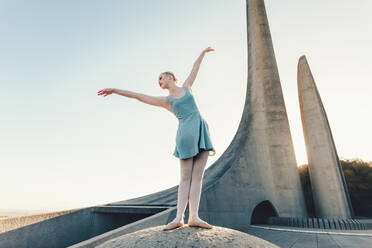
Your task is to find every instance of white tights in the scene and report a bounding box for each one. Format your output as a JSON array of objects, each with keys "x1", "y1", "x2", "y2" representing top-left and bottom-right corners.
[{"x1": 174, "y1": 150, "x2": 209, "y2": 222}]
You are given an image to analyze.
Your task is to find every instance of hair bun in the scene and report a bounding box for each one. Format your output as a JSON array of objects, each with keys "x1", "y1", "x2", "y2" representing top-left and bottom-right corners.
[{"x1": 163, "y1": 71, "x2": 178, "y2": 82}]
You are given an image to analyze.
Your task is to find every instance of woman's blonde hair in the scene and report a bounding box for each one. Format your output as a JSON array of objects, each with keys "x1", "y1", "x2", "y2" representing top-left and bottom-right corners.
[{"x1": 162, "y1": 71, "x2": 178, "y2": 83}]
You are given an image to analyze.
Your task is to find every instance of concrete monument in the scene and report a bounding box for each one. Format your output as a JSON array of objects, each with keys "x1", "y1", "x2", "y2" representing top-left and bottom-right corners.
[
  {"x1": 3, "y1": 1, "x2": 369, "y2": 248},
  {"x1": 297, "y1": 55, "x2": 354, "y2": 219}
]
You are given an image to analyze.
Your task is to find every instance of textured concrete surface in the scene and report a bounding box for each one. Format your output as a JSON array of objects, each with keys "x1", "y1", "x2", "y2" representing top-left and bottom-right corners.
[
  {"x1": 297, "y1": 55, "x2": 354, "y2": 219},
  {"x1": 96, "y1": 225, "x2": 280, "y2": 248}
]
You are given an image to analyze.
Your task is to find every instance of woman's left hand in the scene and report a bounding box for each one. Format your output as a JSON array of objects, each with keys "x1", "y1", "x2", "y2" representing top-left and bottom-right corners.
[
  {"x1": 203, "y1": 46, "x2": 215, "y2": 54},
  {"x1": 97, "y1": 88, "x2": 116, "y2": 97}
]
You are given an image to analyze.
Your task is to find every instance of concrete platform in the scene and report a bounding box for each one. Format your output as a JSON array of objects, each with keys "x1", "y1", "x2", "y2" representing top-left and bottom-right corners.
[{"x1": 243, "y1": 224, "x2": 372, "y2": 248}]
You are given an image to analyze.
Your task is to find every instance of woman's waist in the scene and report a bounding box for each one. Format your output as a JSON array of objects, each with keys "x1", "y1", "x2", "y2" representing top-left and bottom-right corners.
[{"x1": 176, "y1": 111, "x2": 201, "y2": 120}]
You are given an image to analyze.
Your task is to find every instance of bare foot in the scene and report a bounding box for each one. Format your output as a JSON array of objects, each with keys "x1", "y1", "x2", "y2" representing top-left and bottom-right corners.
[
  {"x1": 188, "y1": 217, "x2": 213, "y2": 229},
  {"x1": 163, "y1": 219, "x2": 184, "y2": 231}
]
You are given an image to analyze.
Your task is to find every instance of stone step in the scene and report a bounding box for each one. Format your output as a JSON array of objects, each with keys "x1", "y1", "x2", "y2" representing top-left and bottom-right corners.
[{"x1": 267, "y1": 216, "x2": 368, "y2": 230}]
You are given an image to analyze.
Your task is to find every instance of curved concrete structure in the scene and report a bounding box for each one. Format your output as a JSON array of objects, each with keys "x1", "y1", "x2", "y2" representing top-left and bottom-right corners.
[
  {"x1": 108, "y1": 0, "x2": 308, "y2": 224},
  {"x1": 297, "y1": 55, "x2": 354, "y2": 219}
]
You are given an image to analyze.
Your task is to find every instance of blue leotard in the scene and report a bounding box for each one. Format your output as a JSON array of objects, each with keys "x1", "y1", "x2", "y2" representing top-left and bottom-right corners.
[{"x1": 167, "y1": 86, "x2": 216, "y2": 159}]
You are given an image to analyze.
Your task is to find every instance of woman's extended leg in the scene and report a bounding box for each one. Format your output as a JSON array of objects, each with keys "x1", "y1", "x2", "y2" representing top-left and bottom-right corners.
[
  {"x1": 163, "y1": 156, "x2": 193, "y2": 230},
  {"x1": 188, "y1": 150, "x2": 212, "y2": 228}
]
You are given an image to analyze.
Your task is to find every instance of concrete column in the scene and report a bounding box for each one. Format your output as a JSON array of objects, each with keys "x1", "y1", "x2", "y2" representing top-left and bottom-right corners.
[
  {"x1": 297, "y1": 55, "x2": 354, "y2": 219},
  {"x1": 244, "y1": 0, "x2": 308, "y2": 217}
]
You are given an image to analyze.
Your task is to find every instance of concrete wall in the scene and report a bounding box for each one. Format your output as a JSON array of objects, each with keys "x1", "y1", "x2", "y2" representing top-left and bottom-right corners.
[
  {"x1": 69, "y1": 207, "x2": 177, "y2": 248},
  {"x1": 0, "y1": 208, "x2": 94, "y2": 248},
  {"x1": 0, "y1": 207, "x2": 157, "y2": 248},
  {"x1": 0, "y1": 208, "x2": 82, "y2": 234}
]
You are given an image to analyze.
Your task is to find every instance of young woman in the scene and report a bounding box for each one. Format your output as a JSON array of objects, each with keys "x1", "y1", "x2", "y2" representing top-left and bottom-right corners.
[{"x1": 97, "y1": 47, "x2": 216, "y2": 231}]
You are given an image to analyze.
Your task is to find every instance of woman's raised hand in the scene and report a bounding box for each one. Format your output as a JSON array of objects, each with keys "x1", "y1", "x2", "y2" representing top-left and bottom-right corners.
[
  {"x1": 203, "y1": 46, "x2": 215, "y2": 54},
  {"x1": 97, "y1": 88, "x2": 116, "y2": 97}
]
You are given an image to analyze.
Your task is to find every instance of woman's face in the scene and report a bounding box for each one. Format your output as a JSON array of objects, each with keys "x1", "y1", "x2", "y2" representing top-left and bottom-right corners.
[{"x1": 158, "y1": 73, "x2": 172, "y2": 89}]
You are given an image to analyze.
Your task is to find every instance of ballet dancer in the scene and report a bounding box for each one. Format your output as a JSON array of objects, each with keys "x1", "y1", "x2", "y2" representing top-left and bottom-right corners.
[{"x1": 97, "y1": 46, "x2": 216, "y2": 231}]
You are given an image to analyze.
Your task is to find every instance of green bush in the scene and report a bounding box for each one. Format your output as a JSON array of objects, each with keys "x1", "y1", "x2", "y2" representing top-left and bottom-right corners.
[{"x1": 298, "y1": 158, "x2": 372, "y2": 218}]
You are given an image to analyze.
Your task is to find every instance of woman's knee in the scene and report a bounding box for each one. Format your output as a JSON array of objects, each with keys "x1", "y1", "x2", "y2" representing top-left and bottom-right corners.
[
  {"x1": 191, "y1": 169, "x2": 205, "y2": 181},
  {"x1": 180, "y1": 168, "x2": 192, "y2": 182}
]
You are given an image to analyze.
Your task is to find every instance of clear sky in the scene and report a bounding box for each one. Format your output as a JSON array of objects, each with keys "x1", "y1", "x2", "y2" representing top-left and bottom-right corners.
[{"x1": 1, "y1": 0, "x2": 371, "y2": 213}]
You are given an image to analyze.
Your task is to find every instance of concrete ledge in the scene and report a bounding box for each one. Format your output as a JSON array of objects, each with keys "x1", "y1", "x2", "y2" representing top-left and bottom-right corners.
[
  {"x1": 0, "y1": 208, "x2": 83, "y2": 234},
  {"x1": 0, "y1": 207, "x2": 95, "y2": 248},
  {"x1": 68, "y1": 206, "x2": 177, "y2": 248},
  {"x1": 93, "y1": 206, "x2": 169, "y2": 215}
]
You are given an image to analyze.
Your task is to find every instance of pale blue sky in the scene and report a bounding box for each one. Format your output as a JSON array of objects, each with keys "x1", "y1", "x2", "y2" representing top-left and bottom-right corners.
[{"x1": 1, "y1": 0, "x2": 371, "y2": 213}]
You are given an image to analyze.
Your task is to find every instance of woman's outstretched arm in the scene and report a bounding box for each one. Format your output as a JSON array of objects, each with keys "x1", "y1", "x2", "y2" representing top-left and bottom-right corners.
[
  {"x1": 97, "y1": 88, "x2": 170, "y2": 110},
  {"x1": 182, "y1": 46, "x2": 215, "y2": 88}
]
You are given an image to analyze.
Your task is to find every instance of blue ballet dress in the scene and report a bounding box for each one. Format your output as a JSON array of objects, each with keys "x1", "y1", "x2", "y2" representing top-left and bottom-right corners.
[{"x1": 167, "y1": 86, "x2": 216, "y2": 159}]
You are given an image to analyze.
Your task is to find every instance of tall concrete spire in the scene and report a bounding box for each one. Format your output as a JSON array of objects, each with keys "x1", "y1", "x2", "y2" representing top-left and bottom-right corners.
[
  {"x1": 242, "y1": 0, "x2": 308, "y2": 217},
  {"x1": 107, "y1": 0, "x2": 308, "y2": 227},
  {"x1": 297, "y1": 55, "x2": 354, "y2": 218}
]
